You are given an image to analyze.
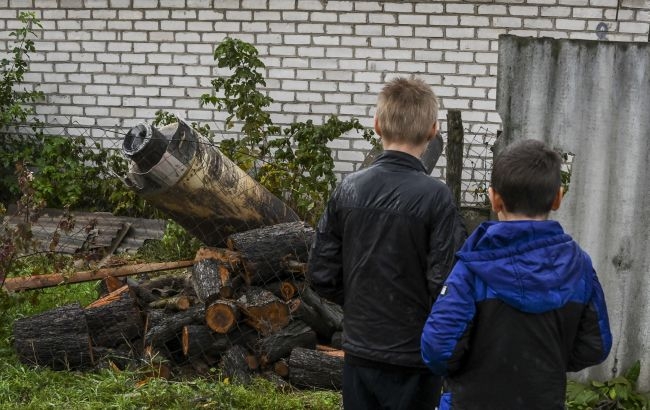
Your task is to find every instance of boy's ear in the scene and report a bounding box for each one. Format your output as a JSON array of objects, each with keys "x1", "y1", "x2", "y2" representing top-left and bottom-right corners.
[
  {"x1": 551, "y1": 187, "x2": 563, "y2": 211},
  {"x1": 427, "y1": 120, "x2": 438, "y2": 141},
  {"x1": 374, "y1": 116, "x2": 382, "y2": 137},
  {"x1": 488, "y1": 187, "x2": 505, "y2": 213}
]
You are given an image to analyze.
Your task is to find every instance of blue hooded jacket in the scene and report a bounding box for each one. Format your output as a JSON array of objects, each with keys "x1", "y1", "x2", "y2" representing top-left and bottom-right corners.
[{"x1": 421, "y1": 220, "x2": 612, "y2": 410}]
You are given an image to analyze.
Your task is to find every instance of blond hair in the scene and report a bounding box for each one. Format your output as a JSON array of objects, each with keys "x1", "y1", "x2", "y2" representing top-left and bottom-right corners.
[{"x1": 375, "y1": 77, "x2": 439, "y2": 146}]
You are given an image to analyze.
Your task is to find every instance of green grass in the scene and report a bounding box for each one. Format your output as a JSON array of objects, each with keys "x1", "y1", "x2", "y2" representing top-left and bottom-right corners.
[{"x1": 0, "y1": 283, "x2": 341, "y2": 410}]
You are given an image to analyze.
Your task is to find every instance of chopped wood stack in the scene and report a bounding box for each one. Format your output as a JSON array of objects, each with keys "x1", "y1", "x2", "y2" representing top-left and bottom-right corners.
[{"x1": 12, "y1": 221, "x2": 344, "y2": 390}]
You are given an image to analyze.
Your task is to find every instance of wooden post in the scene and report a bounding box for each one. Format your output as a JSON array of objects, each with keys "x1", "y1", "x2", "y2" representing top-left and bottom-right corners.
[{"x1": 446, "y1": 110, "x2": 464, "y2": 206}]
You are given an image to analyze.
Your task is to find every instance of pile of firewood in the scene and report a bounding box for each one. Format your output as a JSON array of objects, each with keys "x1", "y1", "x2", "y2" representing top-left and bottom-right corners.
[{"x1": 12, "y1": 221, "x2": 345, "y2": 390}]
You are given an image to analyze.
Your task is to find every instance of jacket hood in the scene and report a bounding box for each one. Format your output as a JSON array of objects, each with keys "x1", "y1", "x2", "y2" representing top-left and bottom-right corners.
[{"x1": 457, "y1": 220, "x2": 592, "y2": 313}]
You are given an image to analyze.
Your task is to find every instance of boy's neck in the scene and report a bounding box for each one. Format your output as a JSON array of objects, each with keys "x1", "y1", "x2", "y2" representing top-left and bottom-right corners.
[
  {"x1": 382, "y1": 140, "x2": 427, "y2": 158},
  {"x1": 497, "y1": 211, "x2": 549, "y2": 221}
]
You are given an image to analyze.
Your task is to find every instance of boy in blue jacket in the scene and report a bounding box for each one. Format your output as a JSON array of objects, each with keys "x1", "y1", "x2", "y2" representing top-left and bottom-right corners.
[{"x1": 421, "y1": 139, "x2": 612, "y2": 410}]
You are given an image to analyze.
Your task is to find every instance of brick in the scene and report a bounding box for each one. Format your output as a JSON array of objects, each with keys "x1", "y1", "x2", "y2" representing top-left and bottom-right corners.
[
  {"x1": 133, "y1": 42, "x2": 158, "y2": 52},
  {"x1": 269, "y1": 23, "x2": 296, "y2": 33},
  {"x1": 604, "y1": 9, "x2": 633, "y2": 19},
  {"x1": 118, "y1": 76, "x2": 143, "y2": 85},
  {"x1": 590, "y1": 0, "x2": 617, "y2": 5},
  {"x1": 459, "y1": 39, "x2": 490, "y2": 51},
  {"x1": 384, "y1": 2, "x2": 413, "y2": 12},
  {"x1": 445, "y1": 51, "x2": 474, "y2": 63},
  {"x1": 523, "y1": 18, "x2": 554, "y2": 29},
  {"x1": 105, "y1": 63, "x2": 130, "y2": 73},
  {"x1": 446, "y1": 3, "x2": 476, "y2": 14},
  {"x1": 298, "y1": 23, "x2": 325, "y2": 33},
  {"x1": 313, "y1": 35, "x2": 340, "y2": 45},
  {"x1": 460, "y1": 15, "x2": 491, "y2": 27},
  {"x1": 269, "y1": 0, "x2": 296, "y2": 9},
  {"x1": 46, "y1": 52, "x2": 70, "y2": 61},
  {"x1": 368, "y1": 13, "x2": 396, "y2": 24},
  {"x1": 283, "y1": 11, "x2": 309, "y2": 21},
  {"x1": 386, "y1": 26, "x2": 414, "y2": 37},
  {"x1": 148, "y1": 54, "x2": 172, "y2": 64},
  {"x1": 297, "y1": 0, "x2": 324, "y2": 10},
  {"x1": 327, "y1": 25, "x2": 353, "y2": 35},
  {"x1": 445, "y1": 27, "x2": 476, "y2": 38},
  {"x1": 386, "y1": 49, "x2": 413, "y2": 60},
  {"x1": 414, "y1": 27, "x2": 444, "y2": 37},
  {"x1": 443, "y1": 75, "x2": 472, "y2": 86},
  {"x1": 57, "y1": 20, "x2": 82, "y2": 30},
  {"x1": 54, "y1": 63, "x2": 78, "y2": 72},
  {"x1": 68, "y1": 74, "x2": 92, "y2": 83},
  {"x1": 188, "y1": 21, "x2": 214, "y2": 31},
  {"x1": 415, "y1": 3, "x2": 444, "y2": 13},
  {"x1": 399, "y1": 37, "x2": 428, "y2": 49},
  {"x1": 337, "y1": 150, "x2": 365, "y2": 162},
  {"x1": 556, "y1": 19, "x2": 586, "y2": 30},
  {"x1": 92, "y1": 10, "x2": 117, "y2": 19},
  {"x1": 559, "y1": 0, "x2": 589, "y2": 4},
  {"x1": 340, "y1": 12, "x2": 366, "y2": 23},
  {"x1": 67, "y1": 10, "x2": 91, "y2": 19},
  {"x1": 540, "y1": 6, "x2": 571, "y2": 17},
  {"x1": 619, "y1": 21, "x2": 649, "y2": 33},
  {"x1": 509, "y1": 5, "x2": 540, "y2": 15},
  {"x1": 296, "y1": 92, "x2": 323, "y2": 102},
  {"x1": 369, "y1": 60, "x2": 395, "y2": 71},
  {"x1": 397, "y1": 61, "x2": 427, "y2": 72},
  {"x1": 254, "y1": 11, "x2": 281, "y2": 20},
  {"x1": 430, "y1": 39, "x2": 460, "y2": 50},
  {"x1": 472, "y1": 99, "x2": 496, "y2": 111},
  {"x1": 415, "y1": 50, "x2": 443, "y2": 60},
  {"x1": 477, "y1": 28, "x2": 508, "y2": 39},
  {"x1": 356, "y1": 24, "x2": 383, "y2": 35},
  {"x1": 74, "y1": 95, "x2": 99, "y2": 105},
  {"x1": 459, "y1": 65, "x2": 487, "y2": 75},
  {"x1": 149, "y1": 32, "x2": 175, "y2": 42},
  {"x1": 135, "y1": 21, "x2": 160, "y2": 31},
  {"x1": 493, "y1": 17, "x2": 522, "y2": 28},
  {"x1": 70, "y1": 52, "x2": 95, "y2": 62},
  {"x1": 430, "y1": 15, "x2": 460, "y2": 26},
  {"x1": 428, "y1": 62, "x2": 457, "y2": 74},
  {"x1": 326, "y1": 47, "x2": 354, "y2": 58},
  {"x1": 441, "y1": 98, "x2": 470, "y2": 109},
  {"x1": 311, "y1": 12, "x2": 338, "y2": 22},
  {"x1": 478, "y1": 5, "x2": 507, "y2": 14},
  {"x1": 475, "y1": 52, "x2": 498, "y2": 64},
  {"x1": 572, "y1": 7, "x2": 604, "y2": 18},
  {"x1": 108, "y1": 21, "x2": 133, "y2": 30},
  {"x1": 398, "y1": 14, "x2": 428, "y2": 25},
  {"x1": 370, "y1": 37, "x2": 397, "y2": 47},
  {"x1": 354, "y1": 1, "x2": 381, "y2": 11},
  {"x1": 281, "y1": 35, "x2": 308, "y2": 45},
  {"x1": 325, "y1": 93, "x2": 351, "y2": 103}
]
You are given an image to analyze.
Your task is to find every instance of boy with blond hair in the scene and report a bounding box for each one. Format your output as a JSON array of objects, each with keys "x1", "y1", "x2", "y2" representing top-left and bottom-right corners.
[
  {"x1": 421, "y1": 139, "x2": 612, "y2": 410},
  {"x1": 308, "y1": 76, "x2": 466, "y2": 409}
]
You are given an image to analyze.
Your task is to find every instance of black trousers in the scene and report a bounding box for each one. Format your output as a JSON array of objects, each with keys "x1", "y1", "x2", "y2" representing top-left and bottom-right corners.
[{"x1": 343, "y1": 361, "x2": 442, "y2": 410}]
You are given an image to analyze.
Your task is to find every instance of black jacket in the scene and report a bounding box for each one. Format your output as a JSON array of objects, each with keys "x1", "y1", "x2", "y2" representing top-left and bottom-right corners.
[{"x1": 308, "y1": 150, "x2": 466, "y2": 369}]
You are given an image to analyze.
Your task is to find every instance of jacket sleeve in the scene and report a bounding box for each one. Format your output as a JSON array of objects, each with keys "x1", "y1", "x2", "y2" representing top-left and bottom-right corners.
[
  {"x1": 421, "y1": 263, "x2": 476, "y2": 376},
  {"x1": 567, "y1": 271, "x2": 612, "y2": 372},
  {"x1": 426, "y1": 190, "x2": 467, "y2": 299},
  {"x1": 306, "y1": 191, "x2": 344, "y2": 306}
]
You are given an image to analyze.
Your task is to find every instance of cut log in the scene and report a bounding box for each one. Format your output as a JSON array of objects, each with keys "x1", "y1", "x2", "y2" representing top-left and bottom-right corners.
[
  {"x1": 85, "y1": 285, "x2": 144, "y2": 348},
  {"x1": 148, "y1": 295, "x2": 193, "y2": 311},
  {"x1": 298, "y1": 286, "x2": 343, "y2": 339},
  {"x1": 236, "y1": 287, "x2": 290, "y2": 336},
  {"x1": 100, "y1": 276, "x2": 126, "y2": 295},
  {"x1": 288, "y1": 347, "x2": 343, "y2": 390},
  {"x1": 261, "y1": 370, "x2": 293, "y2": 392},
  {"x1": 273, "y1": 358, "x2": 290, "y2": 378},
  {"x1": 191, "y1": 259, "x2": 235, "y2": 304},
  {"x1": 264, "y1": 280, "x2": 301, "y2": 301},
  {"x1": 13, "y1": 303, "x2": 94, "y2": 370},
  {"x1": 257, "y1": 320, "x2": 317, "y2": 367},
  {"x1": 194, "y1": 247, "x2": 241, "y2": 269},
  {"x1": 288, "y1": 298, "x2": 334, "y2": 341},
  {"x1": 144, "y1": 305, "x2": 204, "y2": 348},
  {"x1": 226, "y1": 222, "x2": 314, "y2": 286},
  {"x1": 330, "y1": 331, "x2": 343, "y2": 349},
  {"x1": 181, "y1": 324, "x2": 231, "y2": 361},
  {"x1": 3, "y1": 260, "x2": 194, "y2": 292},
  {"x1": 205, "y1": 299, "x2": 240, "y2": 334},
  {"x1": 220, "y1": 344, "x2": 252, "y2": 385}
]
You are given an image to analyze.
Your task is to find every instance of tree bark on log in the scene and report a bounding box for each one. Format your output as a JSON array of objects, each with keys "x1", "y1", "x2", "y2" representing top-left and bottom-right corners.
[
  {"x1": 226, "y1": 222, "x2": 314, "y2": 286},
  {"x1": 144, "y1": 305, "x2": 204, "y2": 348},
  {"x1": 181, "y1": 324, "x2": 231, "y2": 362},
  {"x1": 288, "y1": 347, "x2": 343, "y2": 390},
  {"x1": 265, "y1": 280, "x2": 301, "y2": 301},
  {"x1": 288, "y1": 298, "x2": 335, "y2": 341},
  {"x1": 205, "y1": 299, "x2": 240, "y2": 334},
  {"x1": 300, "y1": 286, "x2": 343, "y2": 338},
  {"x1": 236, "y1": 287, "x2": 290, "y2": 336},
  {"x1": 148, "y1": 295, "x2": 193, "y2": 311},
  {"x1": 192, "y1": 259, "x2": 235, "y2": 304},
  {"x1": 220, "y1": 344, "x2": 252, "y2": 385},
  {"x1": 13, "y1": 303, "x2": 94, "y2": 370},
  {"x1": 3, "y1": 260, "x2": 194, "y2": 292},
  {"x1": 257, "y1": 320, "x2": 317, "y2": 367},
  {"x1": 85, "y1": 285, "x2": 144, "y2": 348}
]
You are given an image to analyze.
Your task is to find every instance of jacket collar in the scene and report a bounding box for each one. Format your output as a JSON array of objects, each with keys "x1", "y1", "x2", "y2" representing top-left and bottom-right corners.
[{"x1": 372, "y1": 150, "x2": 426, "y2": 173}]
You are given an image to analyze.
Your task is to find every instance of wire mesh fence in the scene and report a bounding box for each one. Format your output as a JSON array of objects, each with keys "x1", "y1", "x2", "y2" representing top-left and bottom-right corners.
[{"x1": 2, "y1": 117, "x2": 496, "y2": 388}]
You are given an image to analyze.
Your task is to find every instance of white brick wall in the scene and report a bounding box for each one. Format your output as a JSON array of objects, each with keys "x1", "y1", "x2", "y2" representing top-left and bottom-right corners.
[{"x1": 1, "y1": 0, "x2": 649, "y2": 180}]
